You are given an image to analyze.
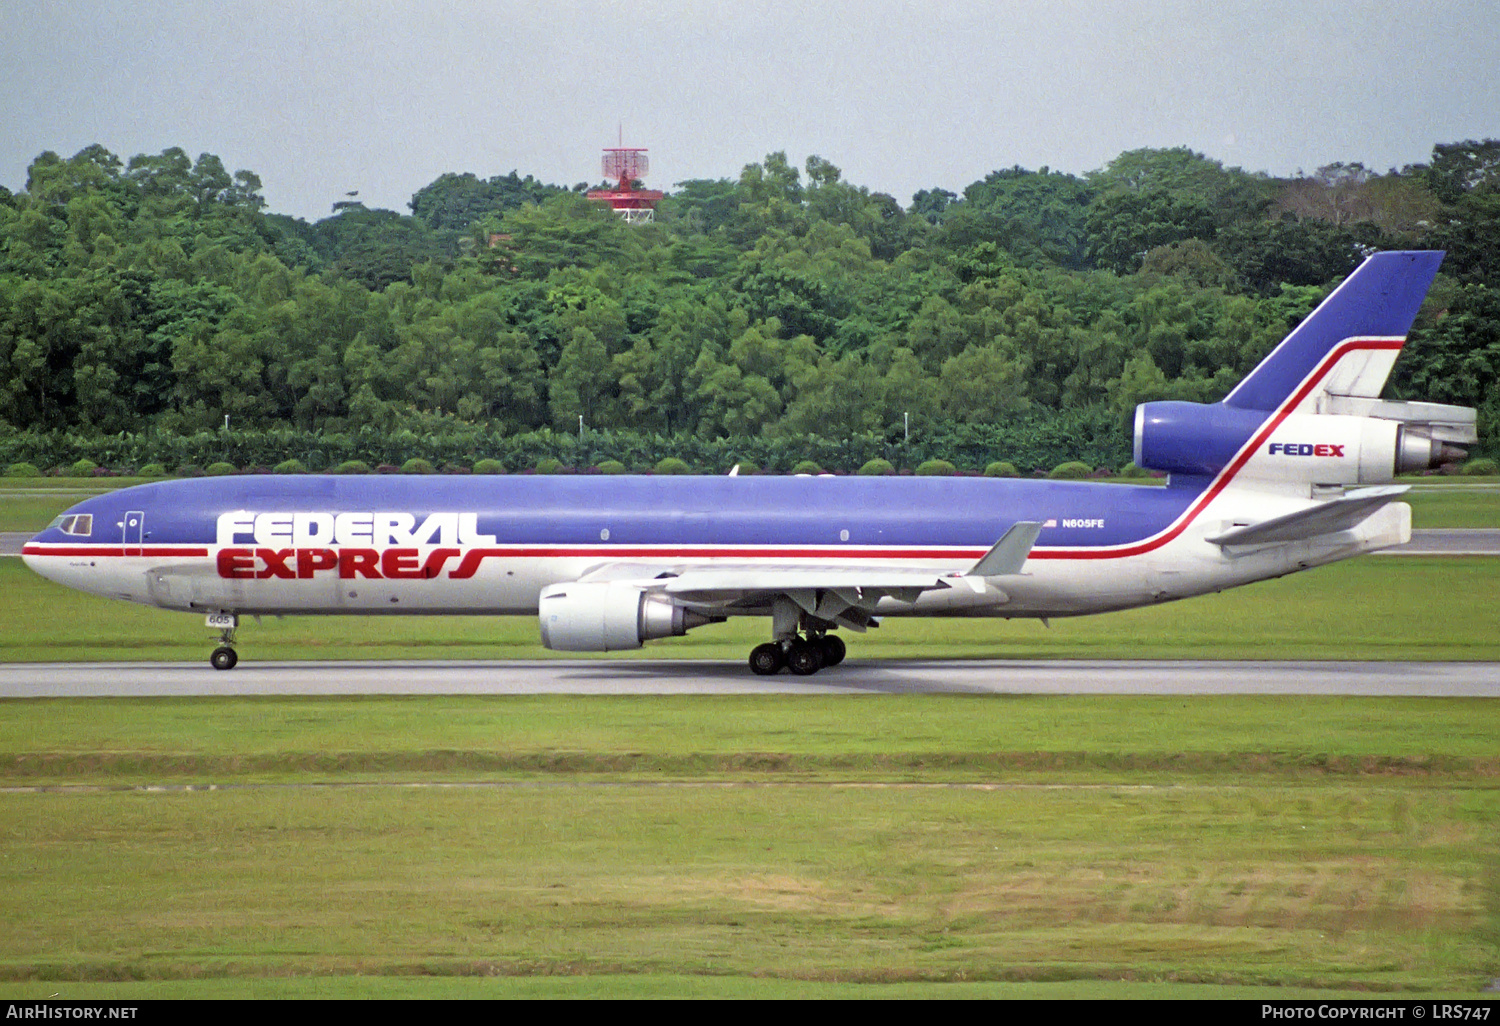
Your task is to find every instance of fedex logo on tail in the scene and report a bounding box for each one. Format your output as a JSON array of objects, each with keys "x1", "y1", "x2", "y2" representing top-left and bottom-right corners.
[{"x1": 1267, "y1": 442, "x2": 1346, "y2": 458}]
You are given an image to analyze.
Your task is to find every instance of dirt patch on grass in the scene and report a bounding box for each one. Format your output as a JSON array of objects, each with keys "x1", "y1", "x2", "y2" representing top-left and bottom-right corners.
[{"x1": 4, "y1": 750, "x2": 1498, "y2": 781}]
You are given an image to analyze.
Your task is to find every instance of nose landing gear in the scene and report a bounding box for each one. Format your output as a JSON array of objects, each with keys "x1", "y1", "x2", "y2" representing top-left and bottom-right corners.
[{"x1": 206, "y1": 612, "x2": 239, "y2": 670}]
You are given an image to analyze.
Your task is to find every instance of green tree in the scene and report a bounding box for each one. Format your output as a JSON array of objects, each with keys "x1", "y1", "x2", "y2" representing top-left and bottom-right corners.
[{"x1": 549, "y1": 326, "x2": 613, "y2": 429}]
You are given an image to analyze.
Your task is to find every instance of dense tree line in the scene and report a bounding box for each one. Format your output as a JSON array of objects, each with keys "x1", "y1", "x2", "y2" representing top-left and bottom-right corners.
[{"x1": 1, "y1": 140, "x2": 1496, "y2": 470}]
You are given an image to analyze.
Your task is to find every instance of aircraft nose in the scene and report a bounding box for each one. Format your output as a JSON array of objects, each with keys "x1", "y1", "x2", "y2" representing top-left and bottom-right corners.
[{"x1": 20, "y1": 543, "x2": 59, "y2": 583}]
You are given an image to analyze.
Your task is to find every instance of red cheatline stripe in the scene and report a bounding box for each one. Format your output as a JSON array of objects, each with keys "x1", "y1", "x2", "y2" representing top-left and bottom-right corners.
[
  {"x1": 24, "y1": 543, "x2": 985, "y2": 561},
  {"x1": 22, "y1": 545, "x2": 209, "y2": 557}
]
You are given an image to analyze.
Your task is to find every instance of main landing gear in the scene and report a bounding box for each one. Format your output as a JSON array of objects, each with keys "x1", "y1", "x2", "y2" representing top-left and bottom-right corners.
[
  {"x1": 207, "y1": 612, "x2": 239, "y2": 670},
  {"x1": 748, "y1": 633, "x2": 846, "y2": 676},
  {"x1": 748, "y1": 595, "x2": 855, "y2": 676}
]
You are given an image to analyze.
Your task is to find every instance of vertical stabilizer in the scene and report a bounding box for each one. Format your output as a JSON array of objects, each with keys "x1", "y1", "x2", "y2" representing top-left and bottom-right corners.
[{"x1": 1223, "y1": 251, "x2": 1443, "y2": 414}]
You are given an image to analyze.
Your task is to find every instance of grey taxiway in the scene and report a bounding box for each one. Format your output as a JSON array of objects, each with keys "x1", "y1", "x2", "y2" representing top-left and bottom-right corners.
[{"x1": 1, "y1": 658, "x2": 1494, "y2": 697}]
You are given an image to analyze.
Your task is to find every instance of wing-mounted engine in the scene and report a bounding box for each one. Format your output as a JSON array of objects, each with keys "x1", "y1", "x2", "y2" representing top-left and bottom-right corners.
[{"x1": 538, "y1": 581, "x2": 721, "y2": 652}]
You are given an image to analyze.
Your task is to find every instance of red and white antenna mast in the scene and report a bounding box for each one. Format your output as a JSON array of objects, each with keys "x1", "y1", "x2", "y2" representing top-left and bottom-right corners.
[{"x1": 586, "y1": 135, "x2": 663, "y2": 224}]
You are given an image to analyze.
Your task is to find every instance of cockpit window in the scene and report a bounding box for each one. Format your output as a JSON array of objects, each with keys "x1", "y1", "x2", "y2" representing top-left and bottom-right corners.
[{"x1": 53, "y1": 514, "x2": 93, "y2": 536}]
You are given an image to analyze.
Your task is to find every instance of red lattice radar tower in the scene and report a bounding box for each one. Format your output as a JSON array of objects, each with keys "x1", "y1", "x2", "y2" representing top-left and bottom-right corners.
[{"x1": 587, "y1": 148, "x2": 664, "y2": 224}]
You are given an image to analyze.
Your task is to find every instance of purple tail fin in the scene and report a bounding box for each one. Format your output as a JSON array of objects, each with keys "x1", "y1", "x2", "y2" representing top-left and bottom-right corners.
[{"x1": 1223, "y1": 251, "x2": 1443, "y2": 413}]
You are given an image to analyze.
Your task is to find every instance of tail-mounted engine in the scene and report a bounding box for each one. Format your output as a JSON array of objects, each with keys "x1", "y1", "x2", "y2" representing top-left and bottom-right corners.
[
  {"x1": 538, "y1": 581, "x2": 721, "y2": 652},
  {"x1": 1135, "y1": 399, "x2": 1475, "y2": 485}
]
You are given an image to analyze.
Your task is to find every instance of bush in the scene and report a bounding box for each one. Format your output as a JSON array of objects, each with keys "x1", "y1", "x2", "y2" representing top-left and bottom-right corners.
[
  {"x1": 1460, "y1": 457, "x2": 1498, "y2": 476},
  {"x1": 1048, "y1": 461, "x2": 1093, "y2": 479},
  {"x1": 857, "y1": 458, "x2": 895, "y2": 476},
  {"x1": 595, "y1": 460, "x2": 628, "y2": 474},
  {"x1": 5, "y1": 463, "x2": 40, "y2": 478},
  {"x1": 68, "y1": 458, "x2": 98, "y2": 478},
  {"x1": 535, "y1": 458, "x2": 564, "y2": 475},
  {"x1": 983, "y1": 461, "x2": 1020, "y2": 478},
  {"x1": 401, "y1": 458, "x2": 435, "y2": 474},
  {"x1": 138, "y1": 463, "x2": 167, "y2": 478},
  {"x1": 1117, "y1": 462, "x2": 1149, "y2": 479},
  {"x1": 654, "y1": 457, "x2": 691, "y2": 475},
  {"x1": 439, "y1": 463, "x2": 470, "y2": 474},
  {"x1": 174, "y1": 463, "x2": 203, "y2": 478},
  {"x1": 205, "y1": 462, "x2": 237, "y2": 476},
  {"x1": 791, "y1": 460, "x2": 823, "y2": 475},
  {"x1": 730, "y1": 460, "x2": 759, "y2": 476},
  {"x1": 472, "y1": 459, "x2": 506, "y2": 474},
  {"x1": 274, "y1": 459, "x2": 307, "y2": 474},
  {"x1": 915, "y1": 459, "x2": 956, "y2": 476},
  {"x1": 334, "y1": 460, "x2": 371, "y2": 475}
]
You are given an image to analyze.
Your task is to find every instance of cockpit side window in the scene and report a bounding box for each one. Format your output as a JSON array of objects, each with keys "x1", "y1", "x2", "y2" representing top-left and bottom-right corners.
[{"x1": 54, "y1": 514, "x2": 93, "y2": 536}]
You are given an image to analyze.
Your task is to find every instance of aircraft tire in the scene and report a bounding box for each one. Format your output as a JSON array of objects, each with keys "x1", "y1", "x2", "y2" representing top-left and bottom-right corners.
[
  {"x1": 748, "y1": 643, "x2": 784, "y2": 676},
  {"x1": 818, "y1": 635, "x2": 846, "y2": 667},
  {"x1": 210, "y1": 646, "x2": 238, "y2": 671},
  {"x1": 786, "y1": 640, "x2": 823, "y2": 676}
]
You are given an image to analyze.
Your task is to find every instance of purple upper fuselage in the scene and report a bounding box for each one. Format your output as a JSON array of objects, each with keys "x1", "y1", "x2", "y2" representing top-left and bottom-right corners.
[{"x1": 31, "y1": 473, "x2": 1203, "y2": 554}]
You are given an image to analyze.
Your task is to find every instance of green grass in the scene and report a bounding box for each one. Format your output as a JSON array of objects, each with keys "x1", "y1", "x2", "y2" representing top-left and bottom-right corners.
[
  {"x1": 3, "y1": 690, "x2": 1498, "y2": 995},
  {"x1": 0, "y1": 478, "x2": 155, "y2": 489},
  {"x1": 1, "y1": 977, "x2": 1493, "y2": 999},
  {"x1": 3, "y1": 555, "x2": 1498, "y2": 663},
  {"x1": 1, "y1": 708, "x2": 1498, "y2": 996},
  {"x1": 1403, "y1": 482, "x2": 1500, "y2": 528},
  {"x1": 3, "y1": 694, "x2": 1499, "y2": 771}
]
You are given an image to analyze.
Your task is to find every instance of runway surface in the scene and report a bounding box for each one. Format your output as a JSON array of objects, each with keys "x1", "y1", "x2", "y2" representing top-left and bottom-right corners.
[
  {"x1": 5, "y1": 529, "x2": 1498, "y2": 556},
  {"x1": 1, "y1": 658, "x2": 1494, "y2": 697}
]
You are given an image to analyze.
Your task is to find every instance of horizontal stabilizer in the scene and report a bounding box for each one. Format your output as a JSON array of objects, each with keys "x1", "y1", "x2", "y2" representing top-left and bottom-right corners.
[
  {"x1": 966, "y1": 521, "x2": 1043, "y2": 577},
  {"x1": 1206, "y1": 486, "x2": 1409, "y2": 546}
]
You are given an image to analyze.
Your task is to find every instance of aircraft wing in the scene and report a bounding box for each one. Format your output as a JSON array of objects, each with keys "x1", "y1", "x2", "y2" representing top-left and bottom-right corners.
[
  {"x1": 572, "y1": 522, "x2": 1044, "y2": 631},
  {"x1": 1205, "y1": 486, "x2": 1409, "y2": 546},
  {"x1": 579, "y1": 564, "x2": 978, "y2": 630}
]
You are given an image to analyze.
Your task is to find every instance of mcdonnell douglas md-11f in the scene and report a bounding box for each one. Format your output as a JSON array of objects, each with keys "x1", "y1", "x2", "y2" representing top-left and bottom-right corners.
[{"x1": 23, "y1": 252, "x2": 1477, "y2": 674}]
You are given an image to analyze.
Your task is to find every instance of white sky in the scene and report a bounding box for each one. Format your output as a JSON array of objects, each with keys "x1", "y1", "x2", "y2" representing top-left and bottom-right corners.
[{"x1": 4, "y1": 0, "x2": 1498, "y2": 221}]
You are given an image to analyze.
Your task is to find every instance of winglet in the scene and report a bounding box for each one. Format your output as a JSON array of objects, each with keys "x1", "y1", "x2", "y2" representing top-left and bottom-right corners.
[{"x1": 966, "y1": 521, "x2": 1043, "y2": 577}]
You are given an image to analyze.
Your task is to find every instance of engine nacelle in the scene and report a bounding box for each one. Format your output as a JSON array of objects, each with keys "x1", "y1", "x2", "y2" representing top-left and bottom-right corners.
[
  {"x1": 1134, "y1": 401, "x2": 1265, "y2": 478},
  {"x1": 538, "y1": 581, "x2": 716, "y2": 652},
  {"x1": 1135, "y1": 401, "x2": 1470, "y2": 485}
]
